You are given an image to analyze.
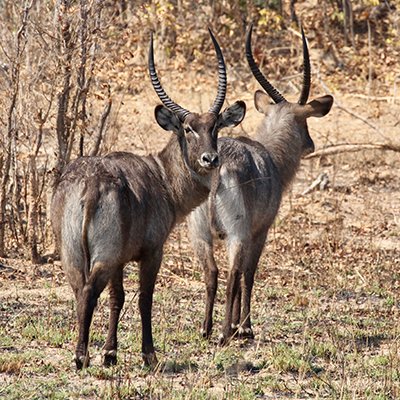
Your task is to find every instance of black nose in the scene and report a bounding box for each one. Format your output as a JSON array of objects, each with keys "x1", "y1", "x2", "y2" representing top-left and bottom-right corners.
[{"x1": 200, "y1": 152, "x2": 219, "y2": 168}]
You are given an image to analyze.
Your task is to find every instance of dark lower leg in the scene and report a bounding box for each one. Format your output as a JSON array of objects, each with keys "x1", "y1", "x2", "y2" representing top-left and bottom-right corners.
[
  {"x1": 139, "y1": 252, "x2": 161, "y2": 368},
  {"x1": 220, "y1": 267, "x2": 241, "y2": 345},
  {"x1": 103, "y1": 268, "x2": 125, "y2": 366},
  {"x1": 201, "y1": 245, "x2": 218, "y2": 339},
  {"x1": 75, "y1": 269, "x2": 109, "y2": 369},
  {"x1": 75, "y1": 288, "x2": 101, "y2": 369},
  {"x1": 239, "y1": 269, "x2": 256, "y2": 339},
  {"x1": 232, "y1": 284, "x2": 242, "y2": 331},
  {"x1": 239, "y1": 237, "x2": 265, "y2": 339},
  {"x1": 219, "y1": 241, "x2": 245, "y2": 344}
]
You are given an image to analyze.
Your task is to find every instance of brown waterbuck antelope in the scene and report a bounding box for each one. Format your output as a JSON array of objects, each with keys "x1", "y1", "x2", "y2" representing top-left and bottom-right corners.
[
  {"x1": 188, "y1": 25, "x2": 334, "y2": 344},
  {"x1": 51, "y1": 29, "x2": 246, "y2": 369}
]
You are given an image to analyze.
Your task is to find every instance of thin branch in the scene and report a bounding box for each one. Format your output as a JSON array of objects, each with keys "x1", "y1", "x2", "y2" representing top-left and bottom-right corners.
[
  {"x1": 90, "y1": 91, "x2": 112, "y2": 157},
  {"x1": 305, "y1": 142, "x2": 400, "y2": 159},
  {"x1": 79, "y1": 0, "x2": 103, "y2": 156},
  {"x1": 55, "y1": 0, "x2": 73, "y2": 177},
  {"x1": 344, "y1": 93, "x2": 399, "y2": 103},
  {"x1": 367, "y1": 18, "x2": 372, "y2": 96}
]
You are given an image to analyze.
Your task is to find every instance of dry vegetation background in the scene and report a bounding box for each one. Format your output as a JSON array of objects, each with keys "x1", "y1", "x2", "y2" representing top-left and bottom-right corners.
[{"x1": 0, "y1": 0, "x2": 399, "y2": 399}]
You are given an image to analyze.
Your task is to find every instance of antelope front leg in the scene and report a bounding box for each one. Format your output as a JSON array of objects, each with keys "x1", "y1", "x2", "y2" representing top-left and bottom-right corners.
[
  {"x1": 239, "y1": 235, "x2": 266, "y2": 339},
  {"x1": 195, "y1": 240, "x2": 218, "y2": 339},
  {"x1": 239, "y1": 268, "x2": 256, "y2": 339},
  {"x1": 219, "y1": 240, "x2": 244, "y2": 345},
  {"x1": 203, "y1": 258, "x2": 219, "y2": 339},
  {"x1": 231, "y1": 284, "x2": 242, "y2": 335},
  {"x1": 139, "y1": 251, "x2": 162, "y2": 369},
  {"x1": 103, "y1": 267, "x2": 125, "y2": 366},
  {"x1": 219, "y1": 267, "x2": 241, "y2": 345}
]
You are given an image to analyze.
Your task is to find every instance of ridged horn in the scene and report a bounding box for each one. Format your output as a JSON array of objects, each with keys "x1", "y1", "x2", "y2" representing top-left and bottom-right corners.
[
  {"x1": 298, "y1": 26, "x2": 311, "y2": 105},
  {"x1": 208, "y1": 28, "x2": 227, "y2": 115},
  {"x1": 148, "y1": 32, "x2": 191, "y2": 122},
  {"x1": 245, "y1": 23, "x2": 286, "y2": 104}
]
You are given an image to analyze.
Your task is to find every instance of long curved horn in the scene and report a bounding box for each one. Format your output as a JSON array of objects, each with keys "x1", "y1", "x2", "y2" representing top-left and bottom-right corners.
[
  {"x1": 245, "y1": 23, "x2": 286, "y2": 104},
  {"x1": 208, "y1": 28, "x2": 227, "y2": 115},
  {"x1": 149, "y1": 32, "x2": 191, "y2": 122},
  {"x1": 298, "y1": 26, "x2": 311, "y2": 105}
]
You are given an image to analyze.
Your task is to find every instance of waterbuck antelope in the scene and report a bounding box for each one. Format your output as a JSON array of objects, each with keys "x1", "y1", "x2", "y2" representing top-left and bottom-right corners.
[
  {"x1": 188, "y1": 26, "x2": 334, "y2": 344},
  {"x1": 51, "y1": 29, "x2": 246, "y2": 369}
]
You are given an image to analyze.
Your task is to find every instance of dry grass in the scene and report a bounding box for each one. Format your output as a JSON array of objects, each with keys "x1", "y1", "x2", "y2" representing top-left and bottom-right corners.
[{"x1": 0, "y1": 80, "x2": 399, "y2": 399}]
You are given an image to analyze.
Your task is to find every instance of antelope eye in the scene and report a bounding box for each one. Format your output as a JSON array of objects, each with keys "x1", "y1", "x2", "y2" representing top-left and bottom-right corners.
[
  {"x1": 184, "y1": 125, "x2": 200, "y2": 138},
  {"x1": 184, "y1": 124, "x2": 194, "y2": 134}
]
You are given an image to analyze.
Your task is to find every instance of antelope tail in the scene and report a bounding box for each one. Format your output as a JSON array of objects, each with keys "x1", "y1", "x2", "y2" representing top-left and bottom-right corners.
[{"x1": 81, "y1": 186, "x2": 99, "y2": 283}]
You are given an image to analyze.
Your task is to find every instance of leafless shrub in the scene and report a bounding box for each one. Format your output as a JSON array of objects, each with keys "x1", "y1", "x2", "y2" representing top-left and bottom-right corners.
[{"x1": 0, "y1": 0, "x2": 113, "y2": 261}]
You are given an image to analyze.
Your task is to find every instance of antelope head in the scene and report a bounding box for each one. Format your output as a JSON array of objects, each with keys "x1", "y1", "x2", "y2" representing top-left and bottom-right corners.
[
  {"x1": 149, "y1": 29, "x2": 246, "y2": 175},
  {"x1": 246, "y1": 24, "x2": 334, "y2": 157}
]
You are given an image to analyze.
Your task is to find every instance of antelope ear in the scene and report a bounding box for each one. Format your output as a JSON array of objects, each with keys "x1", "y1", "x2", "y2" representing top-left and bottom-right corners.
[
  {"x1": 154, "y1": 105, "x2": 183, "y2": 136},
  {"x1": 303, "y1": 95, "x2": 334, "y2": 118},
  {"x1": 254, "y1": 90, "x2": 273, "y2": 115},
  {"x1": 217, "y1": 100, "x2": 246, "y2": 129}
]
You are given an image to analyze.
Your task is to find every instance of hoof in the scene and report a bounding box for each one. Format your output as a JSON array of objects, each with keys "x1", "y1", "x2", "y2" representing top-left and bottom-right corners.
[
  {"x1": 218, "y1": 333, "x2": 231, "y2": 347},
  {"x1": 218, "y1": 325, "x2": 238, "y2": 346},
  {"x1": 200, "y1": 327, "x2": 212, "y2": 340},
  {"x1": 75, "y1": 354, "x2": 89, "y2": 370},
  {"x1": 231, "y1": 324, "x2": 240, "y2": 339},
  {"x1": 103, "y1": 350, "x2": 117, "y2": 367},
  {"x1": 238, "y1": 327, "x2": 254, "y2": 340},
  {"x1": 142, "y1": 352, "x2": 159, "y2": 370}
]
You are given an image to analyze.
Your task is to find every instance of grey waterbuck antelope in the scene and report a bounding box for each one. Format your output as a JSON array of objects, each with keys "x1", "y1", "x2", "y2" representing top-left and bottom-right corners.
[
  {"x1": 188, "y1": 25, "x2": 333, "y2": 344},
  {"x1": 51, "y1": 29, "x2": 246, "y2": 369}
]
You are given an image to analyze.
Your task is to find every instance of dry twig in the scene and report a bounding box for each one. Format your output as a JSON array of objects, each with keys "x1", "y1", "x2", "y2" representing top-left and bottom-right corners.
[{"x1": 305, "y1": 142, "x2": 400, "y2": 159}]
